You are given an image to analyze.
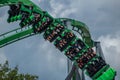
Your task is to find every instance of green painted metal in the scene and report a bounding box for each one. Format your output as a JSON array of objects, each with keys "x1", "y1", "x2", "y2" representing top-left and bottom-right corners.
[
  {"x1": 0, "y1": 26, "x2": 35, "y2": 48},
  {"x1": 96, "y1": 68, "x2": 116, "y2": 80},
  {"x1": 7, "y1": 14, "x2": 22, "y2": 22},
  {"x1": 92, "y1": 65, "x2": 110, "y2": 79}
]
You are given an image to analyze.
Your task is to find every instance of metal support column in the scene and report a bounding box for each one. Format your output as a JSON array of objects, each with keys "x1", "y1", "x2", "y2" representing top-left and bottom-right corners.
[
  {"x1": 66, "y1": 59, "x2": 82, "y2": 80},
  {"x1": 95, "y1": 42, "x2": 106, "y2": 61}
]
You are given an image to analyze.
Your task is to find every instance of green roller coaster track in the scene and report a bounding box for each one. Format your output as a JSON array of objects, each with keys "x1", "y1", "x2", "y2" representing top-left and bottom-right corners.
[{"x1": 0, "y1": 0, "x2": 116, "y2": 80}]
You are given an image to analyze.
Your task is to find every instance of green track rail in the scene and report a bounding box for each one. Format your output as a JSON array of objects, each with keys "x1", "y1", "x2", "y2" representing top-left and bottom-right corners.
[{"x1": 0, "y1": 26, "x2": 35, "y2": 48}]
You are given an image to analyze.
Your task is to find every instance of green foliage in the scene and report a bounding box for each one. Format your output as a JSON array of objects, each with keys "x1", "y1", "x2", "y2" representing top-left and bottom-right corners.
[{"x1": 0, "y1": 61, "x2": 38, "y2": 80}]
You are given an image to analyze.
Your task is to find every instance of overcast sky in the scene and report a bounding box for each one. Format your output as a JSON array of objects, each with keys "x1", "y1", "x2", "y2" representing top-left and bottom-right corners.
[{"x1": 0, "y1": 0, "x2": 120, "y2": 80}]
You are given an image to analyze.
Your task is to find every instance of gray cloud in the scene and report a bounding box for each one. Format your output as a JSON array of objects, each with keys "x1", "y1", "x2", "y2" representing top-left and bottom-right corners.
[
  {"x1": 47, "y1": 0, "x2": 77, "y2": 18},
  {"x1": 65, "y1": 0, "x2": 120, "y2": 39}
]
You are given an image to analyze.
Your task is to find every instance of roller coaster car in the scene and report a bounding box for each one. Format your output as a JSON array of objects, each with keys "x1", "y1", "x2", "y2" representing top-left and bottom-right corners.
[
  {"x1": 65, "y1": 38, "x2": 88, "y2": 60},
  {"x1": 20, "y1": 14, "x2": 35, "y2": 27},
  {"x1": 54, "y1": 30, "x2": 76, "y2": 51},
  {"x1": 34, "y1": 16, "x2": 52, "y2": 33},
  {"x1": 65, "y1": 46, "x2": 79, "y2": 61},
  {"x1": 54, "y1": 38, "x2": 67, "y2": 51},
  {"x1": 43, "y1": 23, "x2": 65, "y2": 42},
  {"x1": 60, "y1": 30, "x2": 76, "y2": 41},
  {"x1": 76, "y1": 49, "x2": 96, "y2": 69},
  {"x1": 86, "y1": 57, "x2": 106, "y2": 77},
  {"x1": 65, "y1": 41, "x2": 81, "y2": 60},
  {"x1": 8, "y1": 4, "x2": 22, "y2": 22},
  {"x1": 7, "y1": 3, "x2": 53, "y2": 30},
  {"x1": 7, "y1": 4, "x2": 33, "y2": 27},
  {"x1": 32, "y1": 11, "x2": 53, "y2": 33}
]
